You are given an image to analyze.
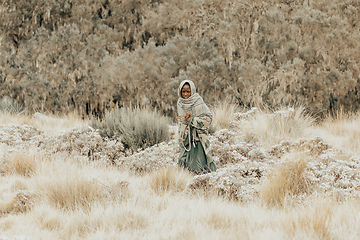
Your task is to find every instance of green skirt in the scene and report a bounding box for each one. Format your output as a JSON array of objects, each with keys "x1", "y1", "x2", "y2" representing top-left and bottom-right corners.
[{"x1": 178, "y1": 141, "x2": 217, "y2": 174}]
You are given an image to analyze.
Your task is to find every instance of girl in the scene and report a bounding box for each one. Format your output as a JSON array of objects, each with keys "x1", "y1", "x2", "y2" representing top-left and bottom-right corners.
[{"x1": 177, "y1": 80, "x2": 217, "y2": 174}]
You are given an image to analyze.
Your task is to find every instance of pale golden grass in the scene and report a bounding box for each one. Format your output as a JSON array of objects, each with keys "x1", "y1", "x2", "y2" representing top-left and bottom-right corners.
[
  {"x1": 0, "y1": 111, "x2": 88, "y2": 135},
  {"x1": 0, "y1": 112, "x2": 35, "y2": 125},
  {"x1": 3, "y1": 152, "x2": 38, "y2": 177},
  {"x1": 0, "y1": 190, "x2": 33, "y2": 215},
  {"x1": 260, "y1": 151, "x2": 311, "y2": 206},
  {"x1": 148, "y1": 167, "x2": 193, "y2": 194},
  {"x1": 32, "y1": 154, "x2": 130, "y2": 211},
  {"x1": 2, "y1": 112, "x2": 360, "y2": 239},
  {"x1": 42, "y1": 176, "x2": 108, "y2": 210},
  {"x1": 314, "y1": 110, "x2": 360, "y2": 155},
  {"x1": 210, "y1": 98, "x2": 238, "y2": 131},
  {"x1": 243, "y1": 106, "x2": 314, "y2": 147},
  {"x1": 32, "y1": 111, "x2": 89, "y2": 135},
  {"x1": 283, "y1": 199, "x2": 335, "y2": 240}
]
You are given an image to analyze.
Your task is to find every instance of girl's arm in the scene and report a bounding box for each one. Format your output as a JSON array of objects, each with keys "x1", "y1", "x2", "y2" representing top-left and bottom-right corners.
[{"x1": 190, "y1": 112, "x2": 212, "y2": 130}]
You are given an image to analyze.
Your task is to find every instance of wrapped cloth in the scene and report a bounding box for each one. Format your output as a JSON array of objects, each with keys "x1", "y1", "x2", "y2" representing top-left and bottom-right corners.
[{"x1": 177, "y1": 80, "x2": 217, "y2": 174}]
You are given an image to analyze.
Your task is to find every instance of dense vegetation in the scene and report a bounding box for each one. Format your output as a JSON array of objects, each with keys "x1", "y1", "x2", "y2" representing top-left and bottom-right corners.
[{"x1": 0, "y1": 0, "x2": 359, "y2": 117}]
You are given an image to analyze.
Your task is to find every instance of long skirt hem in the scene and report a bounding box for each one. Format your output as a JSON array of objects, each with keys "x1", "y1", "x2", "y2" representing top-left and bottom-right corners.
[{"x1": 178, "y1": 142, "x2": 217, "y2": 174}]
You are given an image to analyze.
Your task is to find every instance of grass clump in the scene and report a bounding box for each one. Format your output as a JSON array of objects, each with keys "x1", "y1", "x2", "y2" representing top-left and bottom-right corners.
[
  {"x1": 260, "y1": 152, "x2": 312, "y2": 206},
  {"x1": 91, "y1": 107, "x2": 170, "y2": 152},
  {"x1": 0, "y1": 97, "x2": 24, "y2": 114},
  {"x1": 210, "y1": 98, "x2": 238, "y2": 133},
  {"x1": 243, "y1": 106, "x2": 314, "y2": 147},
  {"x1": 43, "y1": 176, "x2": 107, "y2": 211},
  {"x1": 148, "y1": 167, "x2": 192, "y2": 194},
  {"x1": 4, "y1": 153, "x2": 38, "y2": 177}
]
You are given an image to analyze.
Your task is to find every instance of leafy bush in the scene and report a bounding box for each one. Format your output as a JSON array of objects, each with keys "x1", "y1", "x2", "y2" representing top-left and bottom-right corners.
[{"x1": 91, "y1": 107, "x2": 170, "y2": 152}]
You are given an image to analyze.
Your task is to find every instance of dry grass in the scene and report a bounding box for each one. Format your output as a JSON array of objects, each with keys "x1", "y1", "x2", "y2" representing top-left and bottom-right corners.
[
  {"x1": 148, "y1": 167, "x2": 192, "y2": 194},
  {"x1": 0, "y1": 190, "x2": 33, "y2": 215},
  {"x1": 2, "y1": 110, "x2": 360, "y2": 239},
  {"x1": 284, "y1": 200, "x2": 333, "y2": 240},
  {"x1": 3, "y1": 153, "x2": 38, "y2": 177},
  {"x1": 32, "y1": 111, "x2": 89, "y2": 135},
  {"x1": 42, "y1": 176, "x2": 108, "y2": 210},
  {"x1": 314, "y1": 110, "x2": 360, "y2": 154},
  {"x1": 0, "y1": 111, "x2": 88, "y2": 135},
  {"x1": 242, "y1": 106, "x2": 314, "y2": 147},
  {"x1": 260, "y1": 152, "x2": 311, "y2": 206},
  {"x1": 210, "y1": 98, "x2": 238, "y2": 132},
  {"x1": 0, "y1": 112, "x2": 35, "y2": 126}
]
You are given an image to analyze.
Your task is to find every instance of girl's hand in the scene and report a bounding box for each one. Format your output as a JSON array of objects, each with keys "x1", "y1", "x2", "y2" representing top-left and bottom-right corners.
[{"x1": 185, "y1": 112, "x2": 191, "y2": 124}]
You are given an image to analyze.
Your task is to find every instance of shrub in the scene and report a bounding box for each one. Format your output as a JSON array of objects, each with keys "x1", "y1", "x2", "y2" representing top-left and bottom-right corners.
[
  {"x1": 1, "y1": 0, "x2": 360, "y2": 116},
  {"x1": 0, "y1": 190, "x2": 33, "y2": 214},
  {"x1": 0, "y1": 97, "x2": 24, "y2": 114},
  {"x1": 91, "y1": 107, "x2": 170, "y2": 152},
  {"x1": 42, "y1": 126, "x2": 125, "y2": 164}
]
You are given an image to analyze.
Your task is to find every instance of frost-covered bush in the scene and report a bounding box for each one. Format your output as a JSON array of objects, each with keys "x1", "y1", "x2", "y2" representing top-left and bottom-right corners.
[
  {"x1": 115, "y1": 140, "x2": 178, "y2": 174},
  {"x1": 41, "y1": 126, "x2": 125, "y2": 164},
  {"x1": 188, "y1": 163, "x2": 262, "y2": 201},
  {"x1": 0, "y1": 190, "x2": 33, "y2": 215},
  {"x1": 0, "y1": 124, "x2": 43, "y2": 153},
  {"x1": 92, "y1": 107, "x2": 170, "y2": 152}
]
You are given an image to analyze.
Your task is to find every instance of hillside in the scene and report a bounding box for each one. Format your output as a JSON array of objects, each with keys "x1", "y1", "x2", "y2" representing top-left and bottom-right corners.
[
  {"x1": 1, "y1": 108, "x2": 360, "y2": 238},
  {"x1": 1, "y1": 0, "x2": 359, "y2": 117}
]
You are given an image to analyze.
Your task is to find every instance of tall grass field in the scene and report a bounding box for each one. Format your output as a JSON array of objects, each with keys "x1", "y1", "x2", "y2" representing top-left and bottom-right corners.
[{"x1": 1, "y1": 106, "x2": 360, "y2": 239}]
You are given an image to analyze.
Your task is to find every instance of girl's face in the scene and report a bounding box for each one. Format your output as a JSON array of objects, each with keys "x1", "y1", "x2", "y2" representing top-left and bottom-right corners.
[{"x1": 181, "y1": 84, "x2": 191, "y2": 99}]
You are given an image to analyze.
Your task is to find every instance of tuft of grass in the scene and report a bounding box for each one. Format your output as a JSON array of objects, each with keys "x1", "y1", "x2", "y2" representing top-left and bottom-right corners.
[
  {"x1": 148, "y1": 167, "x2": 192, "y2": 194},
  {"x1": 4, "y1": 153, "x2": 38, "y2": 177},
  {"x1": 43, "y1": 176, "x2": 109, "y2": 211},
  {"x1": 316, "y1": 109, "x2": 360, "y2": 154},
  {"x1": 243, "y1": 106, "x2": 314, "y2": 147},
  {"x1": 0, "y1": 112, "x2": 35, "y2": 125},
  {"x1": 260, "y1": 152, "x2": 312, "y2": 206},
  {"x1": 91, "y1": 107, "x2": 170, "y2": 152},
  {"x1": 285, "y1": 200, "x2": 333, "y2": 239},
  {"x1": 0, "y1": 97, "x2": 24, "y2": 114},
  {"x1": 210, "y1": 98, "x2": 238, "y2": 133}
]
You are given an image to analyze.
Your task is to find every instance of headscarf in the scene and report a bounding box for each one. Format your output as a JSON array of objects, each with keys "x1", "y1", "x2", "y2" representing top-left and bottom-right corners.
[{"x1": 177, "y1": 80, "x2": 206, "y2": 117}]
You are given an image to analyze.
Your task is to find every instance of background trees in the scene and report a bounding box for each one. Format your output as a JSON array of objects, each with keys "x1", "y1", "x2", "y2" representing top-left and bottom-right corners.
[{"x1": 0, "y1": 0, "x2": 359, "y2": 117}]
